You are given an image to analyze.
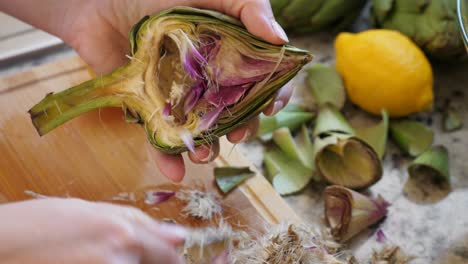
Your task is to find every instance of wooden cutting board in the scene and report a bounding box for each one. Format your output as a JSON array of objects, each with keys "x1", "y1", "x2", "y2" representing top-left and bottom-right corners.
[{"x1": 0, "y1": 56, "x2": 300, "y2": 232}]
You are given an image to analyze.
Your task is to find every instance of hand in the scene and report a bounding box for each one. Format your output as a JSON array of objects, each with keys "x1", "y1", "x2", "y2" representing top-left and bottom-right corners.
[
  {"x1": 0, "y1": 0, "x2": 293, "y2": 182},
  {"x1": 0, "y1": 198, "x2": 186, "y2": 264}
]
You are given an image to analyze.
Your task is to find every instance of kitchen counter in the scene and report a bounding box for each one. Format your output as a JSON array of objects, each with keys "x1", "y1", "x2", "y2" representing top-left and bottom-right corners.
[{"x1": 1, "y1": 18, "x2": 467, "y2": 264}]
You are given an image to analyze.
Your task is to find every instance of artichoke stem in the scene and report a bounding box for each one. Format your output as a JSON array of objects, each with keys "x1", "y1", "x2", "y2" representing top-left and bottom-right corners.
[{"x1": 29, "y1": 73, "x2": 125, "y2": 136}]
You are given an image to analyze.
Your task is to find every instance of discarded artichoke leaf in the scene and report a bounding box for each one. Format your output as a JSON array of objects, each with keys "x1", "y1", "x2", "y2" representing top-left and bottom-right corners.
[
  {"x1": 272, "y1": 125, "x2": 315, "y2": 170},
  {"x1": 29, "y1": 7, "x2": 312, "y2": 154},
  {"x1": 296, "y1": 125, "x2": 316, "y2": 171},
  {"x1": 443, "y1": 106, "x2": 463, "y2": 132},
  {"x1": 324, "y1": 185, "x2": 390, "y2": 242},
  {"x1": 264, "y1": 147, "x2": 313, "y2": 195},
  {"x1": 313, "y1": 105, "x2": 382, "y2": 189},
  {"x1": 257, "y1": 104, "x2": 315, "y2": 141},
  {"x1": 144, "y1": 190, "x2": 175, "y2": 205},
  {"x1": 307, "y1": 63, "x2": 346, "y2": 109},
  {"x1": 371, "y1": 245, "x2": 415, "y2": 264},
  {"x1": 408, "y1": 145, "x2": 450, "y2": 184},
  {"x1": 272, "y1": 127, "x2": 302, "y2": 162},
  {"x1": 390, "y1": 119, "x2": 434, "y2": 157},
  {"x1": 214, "y1": 167, "x2": 255, "y2": 194},
  {"x1": 355, "y1": 110, "x2": 389, "y2": 159},
  {"x1": 315, "y1": 134, "x2": 382, "y2": 189},
  {"x1": 314, "y1": 104, "x2": 355, "y2": 137}
]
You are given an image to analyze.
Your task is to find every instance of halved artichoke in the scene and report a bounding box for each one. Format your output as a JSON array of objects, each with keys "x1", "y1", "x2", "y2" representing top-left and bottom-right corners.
[{"x1": 29, "y1": 7, "x2": 312, "y2": 154}]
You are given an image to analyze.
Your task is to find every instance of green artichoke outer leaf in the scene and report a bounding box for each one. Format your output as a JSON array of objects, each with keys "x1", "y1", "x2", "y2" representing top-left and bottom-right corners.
[
  {"x1": 272, "y1": 126, "x2": 315, "y2": 170},
  {"x1": 270, "y1": 0, "x2": 289, "y2": 15},
  {"x1": 355, "y1": 110, "x2": 389, "y2": 159},
  {"x1": 296, "y1": 125, "x2": 316, "y2": 171},
  {"x1": 271, "y1": 0, "x2": 367, "y2": 34},
  {"x1": 29, "y1": 7, "x2": 312, "y2": 154},
  {"x1": 214, "y1": 167, "x2": 255, "y2": 194},
  {"x1": 307, "y1": 64, "x2": 346, "y2": 110},
  {"x1": 371, "y1": 0, "x2": 394, "y2": 24},
  {"x1": 314, "y1": 133, "x2": 382, "y2": 189},
  {"x1": 264, "y1": 146, "x2": 313, "y2": 195},
  {"x1": 443, "y1": 106, "x2": 463, "y2": 132},
  {"x1": 372, "y1": 0, "x2": 465, "y2": 60},
  {"x1": 408, "y1": 145, "x2": 450, "y2": 183},
  {"x1": 129, "y1": 15, "x2": 150, "y2": 55},
  {"x1": 314, "y1": 104, "x2": 355, "y2": 137},
  {"x1": 257, "y1": 104, "x2": 315, "y2": 141},
  {"x1": 389, "y1": 119, "x2": 434, "y2": 157},
  {"x1": 272, "y1": 127, "x2": 303, "y2": 162}
]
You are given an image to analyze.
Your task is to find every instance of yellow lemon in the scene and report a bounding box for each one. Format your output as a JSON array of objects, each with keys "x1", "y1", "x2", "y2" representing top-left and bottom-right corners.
[{"x1": 335, "y1": 30, "x2": 433, "y2": 117}]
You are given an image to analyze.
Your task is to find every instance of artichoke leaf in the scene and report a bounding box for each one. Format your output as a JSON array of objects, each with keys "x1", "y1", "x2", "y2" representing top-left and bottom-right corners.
[
  {"x1": 313, "y1": 105, "x2": 382, "y2": 189},
  {"x1": 272, "y1": 125, "x2": 315, "y2": 170},
  {"x1": 257, "y1": 104, "x2": 315, "y2": 141},
  {"x1": 307, "y1": 64, "x2": 346, "y2": 110},
  {"x1": 390, "y1": 119, "x2": 433, "y2": 157},
  {"x1": 214, "y1": 167, "x2": 255, "y2": 194},
  {"x1": 355, "y1": 110, "x2": 389, "y2": 159},
  {"x1": 264, "y1": 147, "x2": 313, "y2": 195},
  {"x1": 315, "y1": 135, "x2": 382, "y2": 189},
  {"x1": 443, "y1": 106, "x2": 463, "y2": 132},
  {"x1": 408, "y1": 145, "x2": 450, "y2": 184},
  {"x1": 314, "y1": 104, "x2": 355, "y2": 137}
]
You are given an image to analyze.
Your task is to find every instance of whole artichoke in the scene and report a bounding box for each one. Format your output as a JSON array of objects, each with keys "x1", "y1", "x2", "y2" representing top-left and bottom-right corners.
[
  {"x1": 29, "y1": 7, "x2": 312, "y2": 154},
  {"x1": 372, "y1": 0, "x2": 466, "y2": 60},
  {"x1": 271, "y1": 0, "x2": 368, "y2": 34}
]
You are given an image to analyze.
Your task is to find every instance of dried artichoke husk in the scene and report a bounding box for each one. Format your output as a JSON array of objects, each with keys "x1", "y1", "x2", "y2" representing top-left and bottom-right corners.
[
  {"x1": 408, "y1": 145, "x2": 450, "y2": 184},
  {"x1": 390, "y1": 119, "x2": 434, "y2": 157},
  {"x1": 29, "y1": 7, "x2": 312, "y2": 154},
  {"x1": 314, "y1": 105, "x2": 383, "y2": 189},
  {"x1": 443, "y1": 106, "x2": 463, "y2": 132},
  {"x1": 324, "y1": 185, "x2": 390, "y2": 242}
]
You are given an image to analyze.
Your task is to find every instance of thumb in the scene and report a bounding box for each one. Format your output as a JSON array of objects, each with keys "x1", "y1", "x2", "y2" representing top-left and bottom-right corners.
[
  {"x1": 236, "y1": 0, "x2": 289, "y2": 45},
  {"x1": 195, "y1": 0, "x2": 289, "y2": 45}
]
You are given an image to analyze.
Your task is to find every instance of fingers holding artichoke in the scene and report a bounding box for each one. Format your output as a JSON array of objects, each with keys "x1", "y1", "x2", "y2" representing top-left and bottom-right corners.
[{"x1": 29, "y1": 7, "x2": 312, "y2": 154}]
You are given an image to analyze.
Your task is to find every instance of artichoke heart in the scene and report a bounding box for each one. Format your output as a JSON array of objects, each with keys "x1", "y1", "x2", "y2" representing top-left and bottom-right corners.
[{"x1": 28, "y1": 7, "x2": 312, "y2": 154}]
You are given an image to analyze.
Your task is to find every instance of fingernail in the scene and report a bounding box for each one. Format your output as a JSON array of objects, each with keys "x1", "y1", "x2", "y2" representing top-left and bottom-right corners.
[
  {"x1": 271, "y1": 20, "x2": 289, "y2": 43},
  {"x1": 270, "y1": 101, "x2": 284, "y2": 116},
  {"x1": 238, "y1": 129, "x2": 251, "y2": 143},
  {"x1": 160, "y1": 223, "x2": 188, "y2": 240},
  {"x1": 199, "y1": 147, "x2": 214, "y2": 163}
]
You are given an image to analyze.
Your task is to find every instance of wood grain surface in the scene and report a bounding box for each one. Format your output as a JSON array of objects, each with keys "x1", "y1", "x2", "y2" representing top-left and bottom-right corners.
[{"x1": 0, "y1": 56, "x2": 300, "y2": 232}]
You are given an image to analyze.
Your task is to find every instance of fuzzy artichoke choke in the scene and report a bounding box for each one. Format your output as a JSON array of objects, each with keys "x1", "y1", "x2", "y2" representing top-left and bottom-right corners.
[{"x1": 29, "y1": 7, "x2": 312, "y2": 154}]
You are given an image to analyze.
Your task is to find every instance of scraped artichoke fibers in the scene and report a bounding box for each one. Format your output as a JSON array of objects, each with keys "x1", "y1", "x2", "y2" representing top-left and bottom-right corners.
[{"x1": 29, "y1": 7, "x2": 312, "y2": 154}]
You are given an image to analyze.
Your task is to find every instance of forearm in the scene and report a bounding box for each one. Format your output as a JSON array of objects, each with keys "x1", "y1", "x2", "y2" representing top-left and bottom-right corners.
[{"x1": 0, "y1": 0, "x2": 80, "y2": 39}]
